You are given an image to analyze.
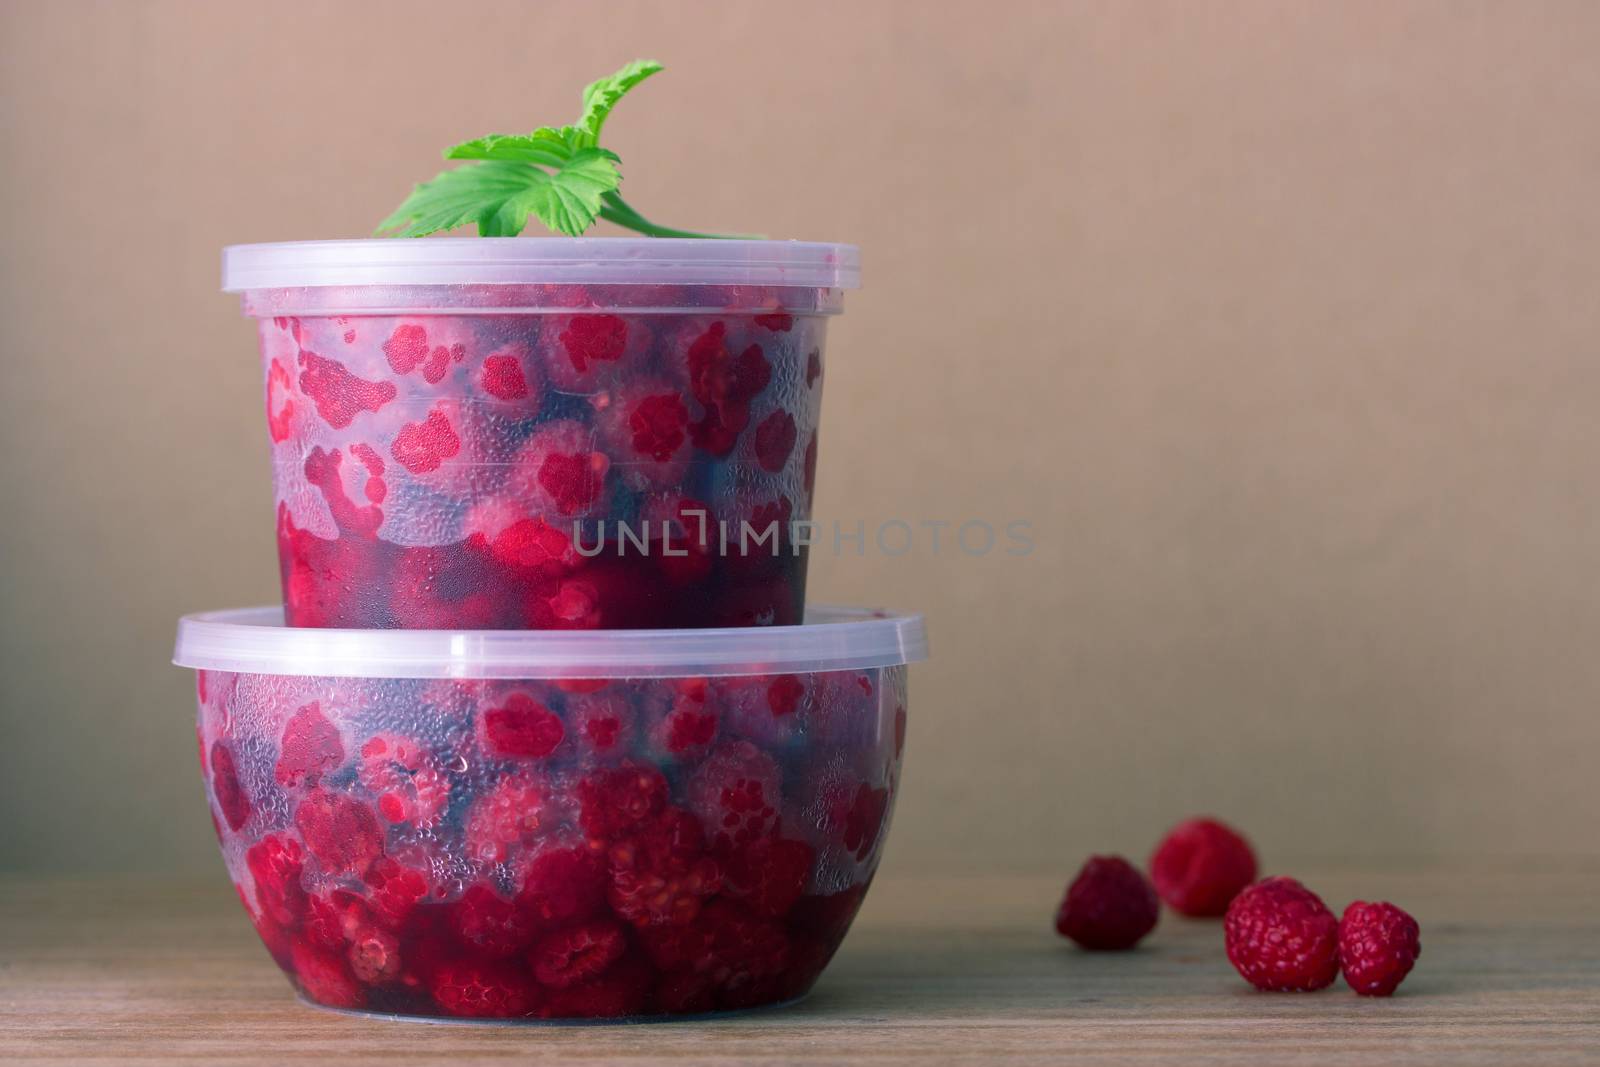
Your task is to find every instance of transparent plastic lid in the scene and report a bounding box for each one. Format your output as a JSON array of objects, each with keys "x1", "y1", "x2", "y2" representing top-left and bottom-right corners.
[
  {"x1": 173, "y1": 606, "x2": 927, "y2": 680},
  {"x1": 222, "y1": 238, "x2": 860, "y2": 292}
]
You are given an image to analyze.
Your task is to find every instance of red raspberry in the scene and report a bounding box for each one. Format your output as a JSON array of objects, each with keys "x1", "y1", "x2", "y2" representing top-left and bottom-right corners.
[
  {"x1": 570, "y1": 693, "x2": 632, "y2": 755},
  {"x1": 304, "y1": 889, "x2": 371, "y2": 952},
  {"x1": 1224, "y1": 877, "x2": 1341, "y2": 991},
  {"x1": 767, "y1": 675, "x2": 805, "y2": 717},
  {"x1": 538, "y1": 954, "x2": 651, "y2": 1018},
  {"x1": 208, "y1": 741, "x2": 252, "y2": 831},
  {"x1": 840, "y1": 783, "x2": 889, "y2": 862},
  {"x1": 1339, "y1": 901, "x2": 1421, "y2": 996},
  {"x1": 246, "y1": 833, "x2": 307, "y2": 926},
  {"x1": 686, "y1": 741, "x2": 782, "y2": 850},
  {"x1": 463, "y1": 773, "x2": 548, "y2": 865},
  {"x1": 363, "y1": 857, "x2": 431, "y2": 929},
  {"x1": 294, "y1": 789, "x2": 385, "y2": 877},
  {"x1": 516, "y1": 844, "x2": 608, "y2": 929},
  {"x1": 297, "y1": 349, "x2": 396, "y2": 429},
  {"x1": 752, "y1": 410, "x2": 797, "y2": 472},
  {"x1": 449, "y1": 884, "x2": 538, "y2": 958},
  {"x1": 539, "y1": 447, "x2": 605, "y2": 513},
  {"x1": 721, "y1": 835, "x2": 814, "y2": 919},
  {"x1": 346, "y1": 923, "x2": 401, "y2": 985},
  {"x1": 357, "y1": 733, "x2": 450, "y2": 827},
  {"x1": 303, "y1": 447, "x2": 383, "y2": 537},
  {"x1": 275, "y1": 701, "x2": 344, "y2": 788},
  {"x1": 1149, "y1": 817, "x2": 1258, "y2": 917},
  {"x1": 1053, "y1": 855, "x2": 1160, "y2": 951},
  {"x1": 606, "y1": 808, "x2": 722, "y2": 927},
  {"x1": 291, "y1": 941, "x2": 365, "y2": 1009},
  {"x1": 529, "y1": 920, "x2": 628, "y2": 988},
  {"x1": 429, "y1": 960, "x2": 537, "y2": 1018},
  {"x1": 265, "y1": 358, "x2": 297, "y2": 442},
  {"x1": 753, "y1": 310, "x2": 793, "y2": 332},
  {"x1": 389, "y1": 407, "x2": 461, "y2": 475},
  {"x1": 480, "y1": 693, "x2": 565, "y2": 760},
  {"x1": 558, "y1": 314, "x2": 628, "y2": 373},
  {"x1": 577, "y1": 765, "x2": 669, "y2": 842}
]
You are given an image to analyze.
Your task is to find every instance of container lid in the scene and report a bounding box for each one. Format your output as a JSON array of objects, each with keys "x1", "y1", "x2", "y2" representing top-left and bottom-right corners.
[
  {"x1": 222, "y1": 238, "x2": 860, "y2": 292},
  {"x1": 174, "y1": 606, "x2": 926, "y2": 680}
]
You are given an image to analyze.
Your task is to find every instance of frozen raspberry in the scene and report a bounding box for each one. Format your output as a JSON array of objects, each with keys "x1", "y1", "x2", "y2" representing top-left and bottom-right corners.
[
  {"x1": 347, "y1": 923, "x2": 401, "y2": 985},
  {"x1": 357, "y1": 734, "x2": 449, "y2": 827},
  {"x1": 275, "y1": 702, "x2": 344, "y2": 788},
  {"x1": 558, "y1": 314, "x2": 628, "y2": 373},
  {"x1": 208, "y1": 741, "x2": 252, "y2": 831},
  {"x1": 1224, "y1": 877, "x2": 1341, "y2": 992},
  {"x1": 840, "y1": 783, "x2": 889, "y2": 862},
  {"x1": 529, "y1": 920, "x2": 628, "y2": 988},
  {"x1": 753, "y1": 310, "x2": 793, "y2": 332},
  {"x1": 265, "y1": 358, "x2": 297, "y2": 442},
  {"x1": 1150, "y1": 817, "x2": 1258, "y2": 917},
  {"x1": 650, "y1": 684, "x2": 720, "y2": 758},
  {"x1": 297, "y1": 349, "x2": 396, "y2": 429},
  {"x1": 383, "y1": 322, "x2": 467, "y2": 384},
  {"x1": 246, "y1": 833, "x2": 307, "y2": 926},
  {"x1": 577, "y1": 765, "x2": 669, "y2": 842},
  {"x1": 363, "y1": 857, "x2": 430, "y2": 929},
  {"x1": 606, "y1": 808, "x2": 722, "y2": 927},
  {"x1": 1339, "y1": 901, "x2": 1421, "y2": 996},
  {"x1": 390, "y1": 407, "x2": 462, "y2": 475},
  {"x1": 752, "y1": 410, "x2": 797, "y2": 472},
  {"x1": 348, "y1": 443, "x2": 388, "y2": 504},
  {"x1": 570, "y1": 693, "x2": 632, "y2": 755},
  {"x1": 506, "y1": 420, "x2": 611, "y2": 518},
  {"x1": 303, "y1": 447, "x2": 383, "y2": 537},
  {"x1": 721, "y1": 835, "x2": 814, "y2": 919},
  {"x1": 449, "y1": 884, "x2": 538, "y2": 958},
  {"x1": 1054, "y1": 855, "x2": 1160, "y2": 951},
  {"x1": 429, "y1": 960, "x2": 536, "y2": 1018},
  {"x1": 686, "y1": 741, "x2": 782, "y2": 850},
  {"x1": 516, "y1": 845, "x2": 608, "y2": 929},
  {"x1": 291, "y1": 941, "x2": 365, "y2": 1009},
  {"x1": 767, "y1": 675, "x2": 805, "y2": 716},
  {"x1": 479, "y1": 344, "x2": 541, "y2": 406},
  {"x1": 480, "y1": 693, "x2": 565, "y2": 760},
  {"x1": 684, "y1": 323, "x2": 771, "y2": 455},
  {"x1": 465, "y1": 500, "x2": 578, "y2": 575},
  {"x1": 463, "y1": 773, "x2": 548, "y2": 865},
  {"x1": 538, "y1": 954, "x2": 651, "y2": 1018},
  {"x1": 692, "y1": 900, "x2": 792, "y2": 998},
  {"x1": 304, "y1": 889, "x2": 371, "y2": 952},
  {"x1": 294, "y1": 790, "x2": 384, "y2": 877}
]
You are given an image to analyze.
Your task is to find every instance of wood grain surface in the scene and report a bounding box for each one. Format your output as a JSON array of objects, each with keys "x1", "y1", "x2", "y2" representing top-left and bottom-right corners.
[{"x1": 2, "y1": 866, "x2": 1596, "y2": 1065}]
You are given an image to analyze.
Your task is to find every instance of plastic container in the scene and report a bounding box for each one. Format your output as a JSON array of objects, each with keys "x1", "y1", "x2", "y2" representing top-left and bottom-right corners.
[
  {"x1": 223, "y1": 238, "x2": 860, "y2": 630},
  {"x1": 174, "y1": 605, "x2": 925, "y2": 1021}
]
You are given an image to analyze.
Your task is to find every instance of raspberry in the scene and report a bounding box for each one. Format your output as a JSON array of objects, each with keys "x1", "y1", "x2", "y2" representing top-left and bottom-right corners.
[
  {"x1": 1053, "y1": 855, "x2": 1160, "y2": 950},
  {"x1": 753, "y1": 310, "x2": 793, "y2": 332},
  {"x1": 1339, "y1": 901, "x2": 1421, "y2": 996},
  {"x1": 538, "y1": 954, "x2": 651, "y2": 1018},
  {"x1": 291, "y1": 941, "x2": 365, "y2": 1009},
  {"x1": 304, "y1": 889, "x2": 371, "y2": 952},
  {"x1": 463, "y1": 773, "x2": 548, "y2": 865},
  {"x1": 840, "y1": 783, "x2": 889, "y2": 862},
  {"x1": 362, "y1": 857, "x2": 431, "y2": 929},
  {"x1": 1149, "y1": 817, "x2": 1258, "y2": 917},
  {"x1": 721, "y1": 835, "x2": 814, "y2": 919},
  {"x1": 558, "y1": 314, "x2": 628, "y2": 373},
  {"x1": 570, "y1": 693, "x2": 632, "y2": 755},
  {"x1": 429, "y1": 960, "x2": 537, "y2": 1018},
  {"x1": 449, "y1": 884, "x2": 538, "y2": 958},
  {"x1": 294, "y1": 790, "x2": 384, "y2": 877},
  {"x1": 577, "y1": 765, "x2": 669, "y2": 841},
  {"x1": 627, "y1": 392, "x2": 690, "y2": 462},
  {"x1": 1224, "y1": 877, "x2": 1341, "y2": 991},
  {"x1": 347, "y1": 923, "x2": 401, "y2": 985},
  {"x1": 389, "y1": 407, "x2": 461, "y2": 475},
  {"x1": 507, "y1": 420, "x2": 611, "y2": 518},
  {"x1": 480, "y1": 351, "x2": 533, "y2": 401},
  {"x1": 297, "y1": 349, "x2": 396, "y2": 429},
  {"x1": 357, "y1": 733, "x2": 449, "y2": 827},
  {"x1": 246, "y1": 833, "x2": 307, "y2": 926},
  {"x1": 606, "y1": 808, "x2": 722, "y2": 927},
  {"x1": 303, "y1": 447, "x2": 383, "y2": 537},
  {"x1": 529, "y1": 920, "x2": 627, "y2": 988},
  {"x1": 686, "y1": 741, "x2": 782, "y2": 850},
  {"x1": 208, "y1": 741, "x2": 252, "y2": 831},
  {"x1": 265, "y1": 358, "x2": 297, "y2": 442},
  {"x1": 652, "y1": 687, "x2": 720, "y2": 757},
  {"x1": 516, "y1": 844, "x2": 608, "y2": 929},
  {"x1": 383, "y1": 323, "x2": 467, "y2": 383},
  {"x1": 275, "y1": 701, "x2": 344, "y2": 788},
  {"x1": 752, "y1": 410, "x2": 797, "y2": 472},
  {"x1": 767, "y1": 675, "x2": 805, "y2": 717},
  {"x1": 348, "y1": 443, "x2": 387, "y2": 504},
  {"x1": 480, "y1": 693, "x2": 565, "y2": 760}
]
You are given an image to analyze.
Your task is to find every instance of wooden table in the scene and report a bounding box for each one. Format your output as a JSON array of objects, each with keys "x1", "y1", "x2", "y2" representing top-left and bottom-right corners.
[{"x1": 3, "y1": 866, "x2": 1596, "y2": 1065}]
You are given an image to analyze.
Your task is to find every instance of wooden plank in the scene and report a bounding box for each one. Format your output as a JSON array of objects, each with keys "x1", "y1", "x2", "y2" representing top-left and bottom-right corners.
[{"x1": 1, "y1": 867, "x2": 1596, "y2": 1065}]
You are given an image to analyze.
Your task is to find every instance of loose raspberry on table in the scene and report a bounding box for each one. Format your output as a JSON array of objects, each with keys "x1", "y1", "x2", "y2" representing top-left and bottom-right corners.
[
  {"x1": 1224, "y1": 876, "x2": 1341, "y2": 991},
  {"x1": 209, "y1": 741, "x2": 252, "y2": 831},
  {"x1": 294, "y1": 789, "x2": 384, "y2": 877},
  {"x1": 1339, "y1": 900, "x2": 1421, "y2": 996},
  {"x1": 481, "y1": 692, "x2": 565, "y2": 760},
  {"x1": 275, "y1": 701, "x2": 344, "y2": 788},
  {"x1": 1149, "y1": 817, "x2": 1258, "y2": 917},
  {"x1": 1054, "y1": 855, "x2": 1160, "y2": 951}
]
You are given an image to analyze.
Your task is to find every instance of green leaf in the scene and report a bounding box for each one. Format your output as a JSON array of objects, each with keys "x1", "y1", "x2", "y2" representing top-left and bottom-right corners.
[
  {"x1": 575, "y1": 59, "x2": 663, "y2": 145},
  {"x1": 374, "y1": 151, "x2": 620, "y2": 238}
]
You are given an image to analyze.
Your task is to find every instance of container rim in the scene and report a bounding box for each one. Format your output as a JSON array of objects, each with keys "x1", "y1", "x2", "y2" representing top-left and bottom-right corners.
[
  {"x1": 173, "y1": 605, "x2": 926, "y2": 679},
  {"x1": 221, "y1": 238, "x2": 860, "y2": 292}
]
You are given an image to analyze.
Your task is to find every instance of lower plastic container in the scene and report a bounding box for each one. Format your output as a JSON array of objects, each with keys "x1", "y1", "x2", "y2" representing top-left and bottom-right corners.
[{"x1": 173, "y1": 606, "x2": 926, "y2": 1020}]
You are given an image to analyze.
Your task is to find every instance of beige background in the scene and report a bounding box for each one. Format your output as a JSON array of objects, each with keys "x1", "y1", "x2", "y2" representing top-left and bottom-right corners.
[{"x1": 2, "y1": 0, "x2": 1597, "y2": 876}]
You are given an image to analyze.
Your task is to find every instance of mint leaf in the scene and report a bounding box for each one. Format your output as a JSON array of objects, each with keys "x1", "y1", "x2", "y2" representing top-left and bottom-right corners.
[
  {"x1": 375, "y1": 150, "x2": 619, "y2": 238},
  {"x1": 575, "y1": 59, "x2": 663, "y2": 146}
]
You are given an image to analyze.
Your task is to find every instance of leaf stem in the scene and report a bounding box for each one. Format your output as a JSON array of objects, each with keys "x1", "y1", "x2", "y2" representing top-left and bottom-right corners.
[{"x1": 599, "y1": 192, "x2": 758, "y2": 240}]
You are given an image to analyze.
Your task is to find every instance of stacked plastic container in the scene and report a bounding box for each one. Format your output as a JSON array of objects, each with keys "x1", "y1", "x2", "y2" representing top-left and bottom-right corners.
[{"x1": 174, "y1": 238, "x2": 928, "y2": 1021}]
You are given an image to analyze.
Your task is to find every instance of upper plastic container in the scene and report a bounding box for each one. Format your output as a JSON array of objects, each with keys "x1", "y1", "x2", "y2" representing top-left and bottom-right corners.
[{"x1": 225, "y1": 238, "x2": 861, "y2": 630}]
